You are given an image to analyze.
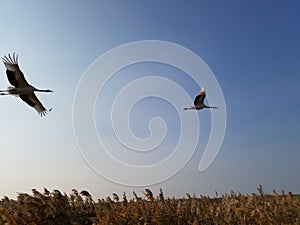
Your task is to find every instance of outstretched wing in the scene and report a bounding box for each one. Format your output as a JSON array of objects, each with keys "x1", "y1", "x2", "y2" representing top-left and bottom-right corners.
[
  {"x1": 194, "y1": 87, "x2": 206, "y2": 106},
  {"x1": 2, "y1": 53, "x2": 30, "y2": 88},
  {"x1": 19, "y1": 93, "x2": 49, "y2": 116}
]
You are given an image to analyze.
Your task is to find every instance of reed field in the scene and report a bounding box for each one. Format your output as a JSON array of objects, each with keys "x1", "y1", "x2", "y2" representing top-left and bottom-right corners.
[{"x1": 0, "y1": 185, "x2": 299, "y2": 225}]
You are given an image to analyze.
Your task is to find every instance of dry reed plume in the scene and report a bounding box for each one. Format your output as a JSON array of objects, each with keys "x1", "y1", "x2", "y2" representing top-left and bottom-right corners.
[{"x1": 0, "y1": 185, "x2": 299, "y2": 225}]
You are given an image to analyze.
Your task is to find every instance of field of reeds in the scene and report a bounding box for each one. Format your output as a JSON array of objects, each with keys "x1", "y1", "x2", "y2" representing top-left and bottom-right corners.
[{"x1": 0, "y1": 185, "x2": 299, "y2": 225}]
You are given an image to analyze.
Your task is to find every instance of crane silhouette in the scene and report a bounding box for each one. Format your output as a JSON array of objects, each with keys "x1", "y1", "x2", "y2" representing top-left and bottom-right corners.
[
  {"x1": 0, "y1": 53, "x2": 53, "y2": 116},
  {"x1": 184, "y1": 87, "x2": 218, "y2": 110}
]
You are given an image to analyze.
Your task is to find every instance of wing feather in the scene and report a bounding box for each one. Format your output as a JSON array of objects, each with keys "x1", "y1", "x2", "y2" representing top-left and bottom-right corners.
[
  {"x1": 19, "y1": 93, "x2": 48, "y2": 116},
  {"x1": 194, "y1": 94, "x2": 205, "y2": 106},
  {"x1": 2, "y1": 53, "x2": 29, "y2": 87},
  {"x1": 194, "y1": 87, "x2": 206, "y2": 106}
]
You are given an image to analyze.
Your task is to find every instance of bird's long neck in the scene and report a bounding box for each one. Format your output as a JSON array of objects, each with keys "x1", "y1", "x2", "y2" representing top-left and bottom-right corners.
[
  {"x1": 35, "y1": 89, "x2": 52, "y2": 93},
  {"x1": 206, "y1": 106, "x2": 218, "y2": 109}
]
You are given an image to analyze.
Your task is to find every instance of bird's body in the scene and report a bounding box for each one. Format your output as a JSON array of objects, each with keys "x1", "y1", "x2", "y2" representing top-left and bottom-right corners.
[
  {"x1": 5, "y1": 85, "x2": 52, "y2": 95},
  {"x1": 0, "y1": 53, "x2": 53, "y2": 116},
  {"x1": 184, "y1": 87, "x2": 218, "y2": 110}
]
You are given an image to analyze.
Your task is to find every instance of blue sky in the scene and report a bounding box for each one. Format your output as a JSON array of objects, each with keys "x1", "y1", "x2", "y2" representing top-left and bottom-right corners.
[{"x1": 0, "y1": 0, "x2": 299, "y2": 199}]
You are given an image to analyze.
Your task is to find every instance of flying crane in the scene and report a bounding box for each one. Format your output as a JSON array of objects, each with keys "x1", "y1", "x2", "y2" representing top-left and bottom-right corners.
[
  {"x1": 184, "y1": 87, "x2": 218, "y2": 110},
  {"x1": 0, "y1": 53, "x2": 53, "y2": 116}
]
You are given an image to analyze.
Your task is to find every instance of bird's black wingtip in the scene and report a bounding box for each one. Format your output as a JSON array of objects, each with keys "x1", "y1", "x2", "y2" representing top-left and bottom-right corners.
[
  {"x1": 38, "y1": 108, "x2": 52, "y2": 117},
  {"x1": 2, "y1": 52, "x2": 18, "y2": 64}
]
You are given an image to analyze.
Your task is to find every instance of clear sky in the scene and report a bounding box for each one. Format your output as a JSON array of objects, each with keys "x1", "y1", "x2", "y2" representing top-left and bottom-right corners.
[{"x1": 0, "y1": 0, "x2": 299, "y2": 199}]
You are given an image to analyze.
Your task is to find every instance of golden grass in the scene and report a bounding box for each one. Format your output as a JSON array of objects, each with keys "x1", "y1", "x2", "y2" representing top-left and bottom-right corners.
[{"x1": 0, "y1": 186, "x2": 299, "y2": 225}]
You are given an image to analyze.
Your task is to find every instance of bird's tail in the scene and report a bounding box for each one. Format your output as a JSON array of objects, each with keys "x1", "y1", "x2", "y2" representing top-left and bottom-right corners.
[
  {"x1": 208, "y1": 106, "x2": 218, "y2": 109},
  {"x1": 7, "y1": 86, "x2": 19, "y2": 97}
]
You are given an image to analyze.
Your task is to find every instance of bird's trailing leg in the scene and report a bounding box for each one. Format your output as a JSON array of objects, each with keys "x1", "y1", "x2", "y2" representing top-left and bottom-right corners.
[
  {"x1": 0, "y1": 88, "x2": 19, "y2": 97},
  {"x1": 184, "y1": 106, "x2": 197, "y2": 110},
  {"x1": 0, "y1": 90, "x2": 9, "y2": 95}
]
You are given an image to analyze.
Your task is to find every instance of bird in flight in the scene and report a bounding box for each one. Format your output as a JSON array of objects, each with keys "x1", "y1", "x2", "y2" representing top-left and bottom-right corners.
[
  {"x1": 0, "y1": 53, "x2": 53, "y2": 116},
  {"x1": 184, "y1": 87, "x2": 218, "y2": 110}
]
